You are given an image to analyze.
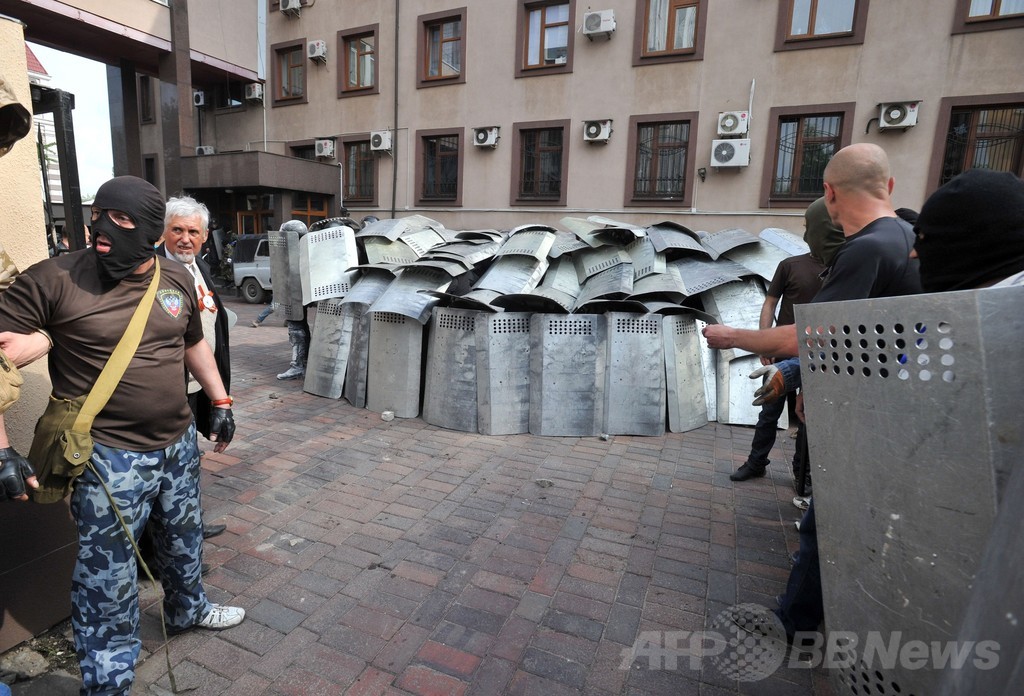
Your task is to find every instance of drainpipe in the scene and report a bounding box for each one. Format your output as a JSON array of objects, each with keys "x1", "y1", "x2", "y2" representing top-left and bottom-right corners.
[{"x1": 391, "y1": 0, "x2": 399, "y2": 218}]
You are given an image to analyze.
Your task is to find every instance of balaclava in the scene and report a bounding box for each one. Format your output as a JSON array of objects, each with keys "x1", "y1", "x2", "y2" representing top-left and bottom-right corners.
[
  {"x1": 915, "y1": 169, "x2": 1024, "y2": 292},
  {"x1": 804, "y1": 196, "x2": 845, "y2": 267},
  {"x1": 91, "y1": 176, "x2": 166, "y2": 282}
]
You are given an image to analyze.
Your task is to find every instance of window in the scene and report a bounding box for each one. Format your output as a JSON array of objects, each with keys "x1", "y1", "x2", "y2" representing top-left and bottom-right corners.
[
  {"x1": 342, "y1": 138, "x2": 377, "y2": 204},
  {"x1": 511, "y1": 120, "x2": 570, "y2": 205},
  {"x1": 291, "y1": 193, "x2": 329, "y2": 227},
  {"x1": 272, "y1": 39, "x2": 306, "y2": 105},
  {"x1": 775, "y1": 0, "x2": 868, "y2": 51},
  {"x1": 139, "y1": 75, "x2": 154, "y2": 123},
  {"x1": 515, "y1": 1, "x2": 576, "y2": 77},
  {"x1": 626, "y1": 113, "x2": 698, "y2": 206},
  {"x1": 416, "y1": 129, "x2": 463, "y2": 205},
  {"x1": 953, "y1": 0, "x2": 1024, "y2": 32},
  {"x1": 143, "y1": 155, "x2": 158, "y2": 187},
  {"x1": 338, "y1": 25, "x2": 379, "y2": 97},
  {"x1": 635, "y1": 0, "x2": 708, "y2": 64},
  {"x1": 418, "y1": 9, "x2": 467, "y2": 87},
  {"x1": 291, "y1": 144, "x2": 316, "y2": 160},
  {"x1": 931, "y1": 97, "x2": 1024, "y2": 185},
  {"x1": 761, "y1": 104, "x2": 855, "y2": 206},
  {"x1": 214, "y1": 81, "x2": 244, "y2": 110}
]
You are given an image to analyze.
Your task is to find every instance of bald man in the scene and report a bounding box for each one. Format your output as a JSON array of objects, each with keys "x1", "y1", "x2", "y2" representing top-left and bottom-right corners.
[{"x1": 703, "y1": 143, "x2": 920, "y2": 356}]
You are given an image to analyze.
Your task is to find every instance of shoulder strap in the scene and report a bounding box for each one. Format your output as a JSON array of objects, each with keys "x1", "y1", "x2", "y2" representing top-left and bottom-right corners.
[{"x1": 72, "y1": 258, "x2": 162, "y2": 431}]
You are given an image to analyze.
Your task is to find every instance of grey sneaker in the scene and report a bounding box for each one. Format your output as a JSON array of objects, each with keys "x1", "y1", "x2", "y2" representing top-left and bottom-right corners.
[
  {"x1": 196, "y1": 604, "x2": 245, "y2": 630},
  {"x1": 792, "y1": 495, "x2": 811, "y2": 511},
  {"x1": 276, "y1": 366, "x2": 305, "y2": 380}
]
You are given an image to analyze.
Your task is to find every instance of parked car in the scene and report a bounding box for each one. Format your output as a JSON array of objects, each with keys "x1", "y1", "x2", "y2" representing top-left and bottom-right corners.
[{"x1": 231, "y1": 233, "x2": 271, "y2": 304}]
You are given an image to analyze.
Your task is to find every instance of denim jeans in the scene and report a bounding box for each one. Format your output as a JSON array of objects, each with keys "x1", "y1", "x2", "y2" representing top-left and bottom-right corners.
[{"x1": 775, "y1": 500, "x2": 822, "y2": 640}]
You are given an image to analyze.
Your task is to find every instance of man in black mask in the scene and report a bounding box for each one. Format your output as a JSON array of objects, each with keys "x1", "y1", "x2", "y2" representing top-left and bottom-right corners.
[{"x1": 0, "y1": 176, "x2": 246, "y2": 695}]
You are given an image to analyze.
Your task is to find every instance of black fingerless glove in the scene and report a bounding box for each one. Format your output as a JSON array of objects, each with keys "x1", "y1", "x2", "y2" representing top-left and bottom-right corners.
[
  {"x1": 209, "y1": 407, "x2": 235, "y2": 444},
  {"x1": 0, "y1": 446, "x2": 34, "y2": 501}
]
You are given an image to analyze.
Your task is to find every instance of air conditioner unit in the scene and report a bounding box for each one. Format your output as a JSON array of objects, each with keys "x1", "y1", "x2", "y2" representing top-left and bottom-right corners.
[
  {"x1": 583, "y1": 119, "x2": 613, "y2": 143},
  {"x1": 717, "y1": 111, "x2": 749, "y2": 136},
  {"x1": 878, "y1": 101, "x2": 920, "y2": 130},
  {"x1": 192, "y1": 90, "x2": 206, "y2": 108},
  {"x1": 307, "y1": 40, "x2": 328, "y2": 63},
  {"x1": 244, "y1": 83, "x2": 264, "y2": 102},
  {"x1": 314, "y1": 138, "x2": 335, "y2": 158},
  {"x1": 370, "y1": 129, "x2": 392, "y2": 152},
  {"x1": 195, "y1": 145, "x2": 215, "y2": 156},
  {"x1": 582, "y1": 10, "x2": 616, "y2": 40},
  {"x1": 473, "y1": 126, "x2": 500, "y2": 148},
  {"x1": 280, "y1": 0, "x2": 301, "y2": 17},
  {"x1": 711, "y1": 138, "x2": 751, "y2": 167}
]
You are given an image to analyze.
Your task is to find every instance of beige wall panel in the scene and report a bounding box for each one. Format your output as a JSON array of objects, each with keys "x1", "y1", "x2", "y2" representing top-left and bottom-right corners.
[
  {"x1": 189, "y1": 0, "x2": 260, "y2": 75},
  {"x1": 75, "y1": 0, "x2": 170, "y2": 41}
]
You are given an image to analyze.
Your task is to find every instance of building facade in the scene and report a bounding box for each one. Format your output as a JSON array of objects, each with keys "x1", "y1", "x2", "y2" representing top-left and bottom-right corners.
[{"x1": 175, "y1": 0, "x2": 1023, "y2": 234}]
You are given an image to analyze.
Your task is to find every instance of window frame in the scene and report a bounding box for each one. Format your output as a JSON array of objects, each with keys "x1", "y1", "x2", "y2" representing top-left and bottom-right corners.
[
  {"x1": 625, "y1": 112, "x2": 699, "y2": 207},
  {"x1": 774, "y1": 0, "x2": 870, "y2": 52},
  {"x1": 341, "y1": 135, "x2": 379, "y2": 207},
  {"x1": 928, "y1": 92, "x2": 1024, "y2": 187},
  {"x1": 138, "y1": 75, "x2": 155, "y2": 124},
  {"x1": 271, "y1": 38, "x2": 308, "y2": 106},
  {"x1": 418, "y1": 8, "x2": 467, "y2": 88},
  {"x1": 515, "y1": 0, "x2": 577, "y2": 78},
  {"x1": 632, "y1": 0, "x2": 708, "y2": 66},
  {"x1": 337, "y1": 25, "x2": 380, "y2": 98},
  {"x1": 760, "y1": 102, "x2": 856, "y2": 207},
  {"x1": 952, "y1": 0, "x2": 1024, "y2": 33},
  {"x1": 415, "y1": 128, "x2": 464, "y2": 206},
  {"x1": 291, "y1": 192, "x2": 330, "y2": 228},
  {"x1": 511, "y1": 119, "x2": 571, "y2": 206}
]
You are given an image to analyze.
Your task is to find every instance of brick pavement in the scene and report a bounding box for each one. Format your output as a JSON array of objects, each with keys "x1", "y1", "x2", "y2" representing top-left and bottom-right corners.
[{"x1": 130, "y1": 296, "x2": 836, "y2": 696}]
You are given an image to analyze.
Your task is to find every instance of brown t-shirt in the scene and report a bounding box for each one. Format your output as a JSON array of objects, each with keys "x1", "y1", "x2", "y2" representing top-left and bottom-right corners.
[
  {"x1": 0, "y1": 250, "x2": 204, "y2": 450},
  {"x1": 767, "y1": 253, "x2": 825, "y2": 326}
]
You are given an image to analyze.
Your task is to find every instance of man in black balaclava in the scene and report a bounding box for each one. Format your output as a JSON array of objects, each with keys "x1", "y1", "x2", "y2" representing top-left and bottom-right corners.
[
  {"x1": 913, "y1": 168, "x2": 1024, "y2": 292},
  {"x1": 0, "y1": 175, "x2": 246, "y2": 695}
]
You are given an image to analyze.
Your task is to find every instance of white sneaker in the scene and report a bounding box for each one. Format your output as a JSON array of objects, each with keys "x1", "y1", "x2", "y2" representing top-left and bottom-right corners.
[
  {"x1": 792, "y1": 495, "x2": 811, "y2": 511},
  {"x1": 276, "y1": 366, "x2": 304, "y2": 380},
  {"x1": 196, "y1": 604, "x2": 245, "y2": 630}
]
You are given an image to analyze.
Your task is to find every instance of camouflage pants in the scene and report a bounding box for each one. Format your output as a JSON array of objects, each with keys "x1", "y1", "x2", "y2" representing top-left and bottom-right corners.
[{"x1": 70, "y1": 423, "x2": 210, "y2": 695}]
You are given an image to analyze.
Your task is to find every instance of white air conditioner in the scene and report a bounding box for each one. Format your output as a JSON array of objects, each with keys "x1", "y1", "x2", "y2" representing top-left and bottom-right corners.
[
  {"x1": 307, "y1": 40, "x2": 328, "y2": 63},
  {"x1": 711, "y1": 138, "x2": 751, "y2": 167},
  {"x1": 280, "y1": 0, "x2": 301, "y2": 17},
  {"x1": 314, "y1": 138, "x2": 335, "y2": 158},
  {"x1": 582, "y1": 10, "x2": 616, "y2": 39},
  {"x1": 244, "y1": 83, "x2": 264, "y2": 102},
  {"x1": 717, "y1": 111, "x2": 749, "y2": 136},
  {"x1": 370, "y1": 129, "x2": 392, "y2": 152},
  {"x1": 473, "y1": 126, "x2": 500, "y2": 148},
  {"x1": 195, "y1": 145, "x2": 215, "y2": 156},
  {"x1": 192, "y1": 90, "x2": 205, "y2": 108},
  {"x1": 583, "y1": 119, "x2": 613, "y2": 143},
  {"x1": 878, "y1": 101, "x2": 920, "y2": 130}
]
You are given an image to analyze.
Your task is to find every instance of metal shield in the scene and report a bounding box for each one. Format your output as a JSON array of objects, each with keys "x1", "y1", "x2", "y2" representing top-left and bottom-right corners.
[
  {"x1": 699, "y1": 278, "x2": 767, "y2": 361},
  {"x1": 799, "y1": 286, "x2": 1023, "y2": 696},
  {"x1": 664, "y1": 314, "x2": 710, "y2": 433},
  {"x1": 422, "y1": 308, "x2": 481, "y2": 432},
  {"x1": 476, "y1": 312, "x2": 532, "y2": 435},
  {"x1": 365, "y1": 311, "x2": 425, "y2": 418},
  {"x1": 303, "y1": 298, "x2": 355, "y2": 399},
  {"x1": 268, "y1": 227, "x2": 303, "y2": 320},
  {"x1": 299, "y1": 225, "x2": 359, "y2": 306},
  {"x1": 603, "y1": 313, "x2": 665, "y2": 436},
  {"x1": 529, "y1": 314, "x2": 606, "y2": 436}
]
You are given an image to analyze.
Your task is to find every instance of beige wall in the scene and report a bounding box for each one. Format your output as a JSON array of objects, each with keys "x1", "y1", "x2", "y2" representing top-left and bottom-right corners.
[
  {"x1": 216, "y1": 0, "x2": 1021, "y2": 234},
  {"x1": 0, "y1": 15, "x2": 51, "y2": 448},
  {"x1": 189, "y1": 0, "x2": 261, "y2": 77}
]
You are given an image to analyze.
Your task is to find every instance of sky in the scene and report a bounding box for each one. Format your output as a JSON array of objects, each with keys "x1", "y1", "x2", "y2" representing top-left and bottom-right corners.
[{"x1": 29, "y1": 43, "x2": 114, "y2": 199}]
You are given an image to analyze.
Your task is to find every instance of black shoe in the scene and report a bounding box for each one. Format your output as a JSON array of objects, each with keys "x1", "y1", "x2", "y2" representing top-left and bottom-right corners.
[
  {"x1": 203, "y1": 523, "x2": 227, "y2": 539},
  {"x1": 776, "y1": 594, "x2": 785, "y2": 608},
  {"x1": 730, "y1": 461, "x2": 767, "y2": 481}
]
